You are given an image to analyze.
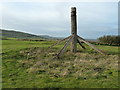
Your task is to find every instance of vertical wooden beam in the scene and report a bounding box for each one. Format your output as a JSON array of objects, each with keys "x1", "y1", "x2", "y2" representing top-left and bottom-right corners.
[{"x1": 71, "y1": 7, "x2": 77, "y2": 53}]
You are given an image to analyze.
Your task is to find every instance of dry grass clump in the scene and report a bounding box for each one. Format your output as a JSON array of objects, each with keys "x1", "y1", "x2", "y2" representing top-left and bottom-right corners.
[{"x1": 19, "y1": 47, "x2": 118, "y2": 79}]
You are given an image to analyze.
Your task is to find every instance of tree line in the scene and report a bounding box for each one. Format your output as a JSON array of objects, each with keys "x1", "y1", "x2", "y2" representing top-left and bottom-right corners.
[{"x1": 97, "y1": 35, "x2": 120, "y2": 46}]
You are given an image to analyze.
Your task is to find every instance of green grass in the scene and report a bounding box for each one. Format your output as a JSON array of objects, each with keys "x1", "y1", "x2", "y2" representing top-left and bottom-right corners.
[
  {"x1": 2, "y1": 39, "x2": 55, "y2": 53},
  {"x1": 2, "y1": 39, "x2": 119, "y2": 88}
]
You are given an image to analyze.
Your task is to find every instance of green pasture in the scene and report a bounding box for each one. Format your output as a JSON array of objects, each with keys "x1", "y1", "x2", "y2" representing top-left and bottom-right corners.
[{"x1": 2, "y1": 39, "x2": 119, "y2": 88}]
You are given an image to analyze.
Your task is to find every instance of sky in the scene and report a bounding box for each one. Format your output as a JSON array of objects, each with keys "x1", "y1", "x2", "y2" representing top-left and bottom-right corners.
[{"x1": 1, "y1": 1, "x2": 118, "y2": 39}]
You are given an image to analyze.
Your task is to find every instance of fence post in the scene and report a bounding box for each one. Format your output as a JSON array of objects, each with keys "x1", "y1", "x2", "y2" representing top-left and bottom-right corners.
[{"x1": 71, "y1": 7, "x2": 77, "y2": 53}]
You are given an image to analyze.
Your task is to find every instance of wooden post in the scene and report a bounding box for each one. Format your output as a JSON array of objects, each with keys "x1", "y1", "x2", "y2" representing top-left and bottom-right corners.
[
  {"x1": 48, "y1": 7, "x2": 106, "y2": 58},
  {"x1": 71, "y1": 7, "x2": 77, "y2": 53}
]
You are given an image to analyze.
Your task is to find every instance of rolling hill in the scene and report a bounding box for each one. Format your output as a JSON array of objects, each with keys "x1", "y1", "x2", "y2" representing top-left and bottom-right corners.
[
  {"x1": 0, "y1": 29, "x2": 58, "y2": 40},
  {"x1": 0, "y1": 29, "x2": 96, "y2": 41}
]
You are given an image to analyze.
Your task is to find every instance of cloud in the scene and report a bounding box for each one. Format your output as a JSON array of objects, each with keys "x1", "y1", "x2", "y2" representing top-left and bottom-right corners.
[{"x1": 1, "y1": 2, "x2": 118, "y2": 39}]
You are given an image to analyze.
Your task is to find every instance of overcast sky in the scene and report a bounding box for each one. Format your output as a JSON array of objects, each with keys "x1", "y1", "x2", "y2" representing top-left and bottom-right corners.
[{"x1": 1, "y1": 2, "x2": 118, "y2": 39}]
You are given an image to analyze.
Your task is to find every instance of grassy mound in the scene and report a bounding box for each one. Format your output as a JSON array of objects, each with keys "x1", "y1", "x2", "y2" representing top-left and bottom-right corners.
[{"x1": 14, "y1": 47, "x2": 119, "y2": 88}]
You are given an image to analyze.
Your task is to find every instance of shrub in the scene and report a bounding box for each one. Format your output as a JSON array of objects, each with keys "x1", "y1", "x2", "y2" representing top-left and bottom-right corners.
[{"x1": 97, "y1": 35, "x2": 120, "y2": 46}]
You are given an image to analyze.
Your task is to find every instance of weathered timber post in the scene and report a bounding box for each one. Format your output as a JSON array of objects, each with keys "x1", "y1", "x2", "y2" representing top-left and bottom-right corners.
[
  {"x1": 49, "y1": 7, "x2": 106, "y2": 58},
  {"x1": 71, "y1": 7, "x2": 77, "y2": 53}
]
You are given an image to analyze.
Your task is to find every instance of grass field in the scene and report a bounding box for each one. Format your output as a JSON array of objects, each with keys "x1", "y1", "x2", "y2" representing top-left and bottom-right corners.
[{"x1": 2, "y1": 39, "x2": 119, "y2": 88}]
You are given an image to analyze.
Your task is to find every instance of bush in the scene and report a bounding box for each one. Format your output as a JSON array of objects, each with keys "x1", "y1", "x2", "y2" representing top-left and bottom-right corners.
[{"x1": 97, "y1": 35, "x2": 120, "y2": 46}]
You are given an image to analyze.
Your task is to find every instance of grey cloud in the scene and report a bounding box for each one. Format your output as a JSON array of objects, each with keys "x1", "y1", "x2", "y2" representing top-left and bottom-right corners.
[{"x1": 1, "y1": 2, "x2": 118, "y2": 39}]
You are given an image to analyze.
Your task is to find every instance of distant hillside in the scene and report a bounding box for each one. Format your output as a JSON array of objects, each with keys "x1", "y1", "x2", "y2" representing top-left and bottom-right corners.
[
  {"x1": 0, "y1": 29, "x2": 97, "y2": 41},
  {"x1": 86, "y1": 39, "x2": 97, "y2": 42},
  {"x1": 40, "y1": 35, "x2": 63, "y2": 40},
  {"x1": 0, "y1": 29, "x2": 58, "y2": 40},
  {"x1": 0, "y1": 29, "x2": 43, "y2": 39}
]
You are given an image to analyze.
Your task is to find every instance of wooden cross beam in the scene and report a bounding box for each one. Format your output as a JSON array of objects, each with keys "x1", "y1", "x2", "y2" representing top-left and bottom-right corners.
[
  {"x1": 57, "y1": 36, "x2": 73, "y2": 58},
  {"x1": 77, "y1": 35, "x2": 105, "y2": 54},
  {"x1": 77, "y1": 39, "x2": 86, "y2": 49},
  {"x1": 48, "y1": 35, "x2": 72, "y2": 49},
  {"x1": 48, "y1": 7, "x2": 106, "y2": 58}
]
